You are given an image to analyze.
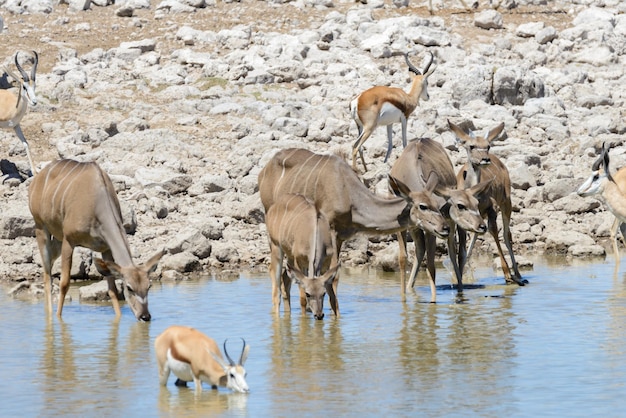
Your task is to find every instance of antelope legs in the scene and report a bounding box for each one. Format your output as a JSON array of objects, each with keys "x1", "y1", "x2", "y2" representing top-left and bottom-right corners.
[{"x1": 14, "y1": 125, "x2": 37, "y2": 175}]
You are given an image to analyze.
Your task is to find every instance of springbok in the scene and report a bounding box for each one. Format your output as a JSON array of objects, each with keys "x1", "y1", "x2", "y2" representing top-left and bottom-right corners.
[
  {"x1": 1, "y1": 50, "x2": 39, "y2": 175},
  {"x1": 155, "y1": 325, "x2": 250, "y2": 394},
  {"x1": 390, "y1": 137, "x2": 491, "y2": 301},
  {"x1": 258, "y1": 147, "x2": 450, "y2": 314},
  {"x1": 449, "y1": 120, "x2": 526, "y2": 286},
  {"x1": 577, "y1": 143, "x2": 626, "y2": 264},
  {"x1": 350, "y1": 51, "x2": 436, "y2": 172},
  {"x1": 28, "y1": 159, "x2": 164, "y2": 321},
  {"x1": 265, "y1": 193, "x2": 339, "y2": 320}
]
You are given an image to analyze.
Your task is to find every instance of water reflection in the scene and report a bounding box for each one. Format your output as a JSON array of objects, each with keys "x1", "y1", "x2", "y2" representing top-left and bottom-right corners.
[{"x1": 157, "y1": 386, "x2": 248, "y2": 417}]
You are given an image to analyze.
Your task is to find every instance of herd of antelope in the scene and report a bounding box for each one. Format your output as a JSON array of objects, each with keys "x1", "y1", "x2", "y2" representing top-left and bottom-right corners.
[{"x1": 1, "y1": 44, "x2": 622, "y2": 393}]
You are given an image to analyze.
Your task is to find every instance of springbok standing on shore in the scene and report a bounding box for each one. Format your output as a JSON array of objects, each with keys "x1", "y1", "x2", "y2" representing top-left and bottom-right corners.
[
  {"x1": 577, "y1": 143, "x2": 626, "y2": 265},
  {"x1": 258, "y1": 147, "x2": 449, "y2": 314},
  {"x1": 265, "y1": 193, "x2": 339, "y2": 320},
  {"x1": 350, "y1": 52, "x2": 436, "y2": 172},
  {"x1": 1, "y1": 51, "x2": 39, "y2": 175},
  {"x1": 449, "y1": 120, "x2": 526, "y2": 286},
  {"x1": 28, "y1": 159, "x2": 164, "y2": 321},
  {"x1": 155, "y1": 325, "x2": 250, "y2": 394},
  {"x1": 390, "y1": 137, "x2": 490, "y2": 301}
]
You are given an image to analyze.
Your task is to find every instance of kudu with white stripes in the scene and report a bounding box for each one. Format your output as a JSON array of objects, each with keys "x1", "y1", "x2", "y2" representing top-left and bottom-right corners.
[
  {"x1": 449, "y1": 120, "x2": 526, "y2": 286},
  {"x1": 577, "y1": 143, "x2": 626, "y2": 265},
  {"x1": 258, "y1": 147, "x2": 449, "y2": 315},
  {"x1": 390, "y1": 137, "x2": 490, "y2": 301},
  {"x1": 350, "y1": 52, "x2": 436, "y2": 172},
  {"x1": 1, "y1": 51, "x2": 39, "y2": 175},
  {"x1": 265, "y1": 193, "x2": 339, "y2": 319},
  {"x1": 155, "y1": 325, "x2": 250, "y2": 394},
  {"x1": 28, "y1": 159, "x2": 164, "y2": 321}
]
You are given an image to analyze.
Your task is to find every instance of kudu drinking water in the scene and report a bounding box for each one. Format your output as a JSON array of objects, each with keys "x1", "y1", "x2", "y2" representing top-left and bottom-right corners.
[
  {"x1": 28, "y1": 159, "x2": 164, "y2": 321},
  {"x1": 390, "y1": 137, "x2": 490, "y2": 301},
  {"x1": 265, "y1": 193, "x2": 339, "y2": 319},
  {"x1": 258, "y1": 147, "x2": 449, "y2": 315}
]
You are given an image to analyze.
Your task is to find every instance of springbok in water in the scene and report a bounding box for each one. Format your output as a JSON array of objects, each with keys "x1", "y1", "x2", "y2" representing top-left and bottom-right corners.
[
  {"x1": 258, "y1": 147, "x2": 449, "y2": 314},
  {"x1": 390, "y1": 137, "x2": 490, "y2": 301},
  {"x1": 449, "y1": 120, "x2": 526, "y2": 286},
  {"x1": 577, "y1": 143, "x2": 626, "y2": 265},
  {"x1": 1, "y1": 51, "x2": 39, "y2": 175},
  {"x1": 28, "y1": 159, "x2": 164, "y2": 321},
  {"x1": 350, "y1": 52, "x2": 436, "y2": 172},
  {"x1": 265, "y1": 193, "x2": 339, "y2": 320},
  {"x1": 155, "y1": 325, "x2": 250, "y2": 394}
]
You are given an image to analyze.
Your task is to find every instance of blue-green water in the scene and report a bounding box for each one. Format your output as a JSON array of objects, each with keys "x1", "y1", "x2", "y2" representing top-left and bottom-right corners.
[{"x1": 1, "y1": 256, "x2": 625, "y2": 417}]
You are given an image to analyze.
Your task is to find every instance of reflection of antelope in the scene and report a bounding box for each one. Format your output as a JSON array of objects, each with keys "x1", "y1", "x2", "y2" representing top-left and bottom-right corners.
[
  {"x1": 390, "y1": 138, "x2": 490, "y2": 301},
  {"x1": 350, "y1": 52, "x2": 436, "y2": 172},
  {"x1": 265, "y1": 193, "x2": 339, "y2": 320},
  {"x1": 258, "y1": 148, "x2": 449, "y2": 315},
  {"x1": 449, "y1": 120, "x2": 526, "y2": 285},
  {"x1": 1, "y1": 51, "x2": 39, "y2": 175},
  {"x1": 155, "y1": 325, "x2": 250, "y2": 394},
  {"x1": 577, "y1": 143, "x2": 626, "y2": 264},
  {"x1": 28, "y1": 159, "x2": 164, "y2": 321}
]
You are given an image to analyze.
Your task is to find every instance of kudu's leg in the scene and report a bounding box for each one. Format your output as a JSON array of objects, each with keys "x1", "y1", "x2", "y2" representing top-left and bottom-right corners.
[
  {"x1": 57, "y1": 239, "x2": 75, "y2": 318},
  {"x1": 425, "y1": 233, "x2": 437, "y2": 303},
  {"x1": 457, "y1": 227, "x2": 469, "y2": 280},
  {"x1": 397, "y1": 230, "x2": 409, "y2": 299},
  {"x1": 101, "y1": 250, "x2": 122, "y2": 317},
  {"x1": 35, "y1": 229, "x2": 61, "y2": 316},
  {"x1": 407, "y1": 229, "x2": 427, "y2": 291},
  {"x1": 446, "y1": 224, "x2": 463, "y2": 289},
  {"x1": 500, "y1": 209, "x2": 526, "y2": 285},
  {"x1": 269, "y1": 245, "x2": 285, "y2": 314},
  {"x1": 485, "y1": 209, "x2": 518, "y2": 286}
]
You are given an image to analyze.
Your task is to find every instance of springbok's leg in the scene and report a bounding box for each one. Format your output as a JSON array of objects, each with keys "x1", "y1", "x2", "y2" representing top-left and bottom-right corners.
[
  {"x1": 14, "y1": 125, "x2": 37, "y2": 176},
  {"x1": 384, "y1": 124, "x2": 394, "y2": 163}
]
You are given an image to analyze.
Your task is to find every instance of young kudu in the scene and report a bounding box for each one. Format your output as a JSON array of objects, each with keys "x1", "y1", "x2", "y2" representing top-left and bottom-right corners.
[
  {"x1": 449, "y1": 120, "x2": 526, "y2": 286},
  {"x1": 28, "y1": 159, "x2": 164, "y2": 321},
  {"x1": 155, "y1": 325, "x2": 250, "y2": 394},
  {"x1": 258, "y1": 147, "x2": 449, "y2": 315},
  {"x1": 350, "y1": 52, "x2": 436, "y2": 172},
  {"x1": 577, "y1": 143, "x2": 626, "y2": 265},
  {"x1": 1, "y1": 51, "x2": 39, "y2": 175},
  {"x1": 265, "y1": 193, "x2": 339, "y2": 320},
  {"x1": 390, "y1": 138, "x2": 490, "y2": 301}
]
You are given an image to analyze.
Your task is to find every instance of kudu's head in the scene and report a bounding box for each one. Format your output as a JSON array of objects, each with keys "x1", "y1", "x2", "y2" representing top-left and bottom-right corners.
[
  {"x1": 448, "y1": 120, "x2": 505, "y2": 167},
  {"x1": 577, "y1": 142, "x2": 614, "y2": 197},
  {"x1": 286, "y1": 263, "x2": 340, "y2": 320},
  {"x1": 94, "y1": 250, "x2": 164, "y2": 321},
  {"x1": 210, "y1": 339, "x2": 250, "y2": 393},
  {"x1": 405, "y1": 51, "x2": 436, "y2": 102},
  {"x1": 436, "y1": 180, "x2": 492, "y2": 235},
  {"x1": 389, "y1": 173, "x2": 450, "y2": 239},
  {"x1": 14, "y1": 50, "x2": 38, "y2": 106}
]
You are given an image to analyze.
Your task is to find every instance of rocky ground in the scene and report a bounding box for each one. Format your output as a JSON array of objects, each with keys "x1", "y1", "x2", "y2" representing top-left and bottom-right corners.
[{"x1": 0, "y1": 0, "x2": 625, "y2": 292}]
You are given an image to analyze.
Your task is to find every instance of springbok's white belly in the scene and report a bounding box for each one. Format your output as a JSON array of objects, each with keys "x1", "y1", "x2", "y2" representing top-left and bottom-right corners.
[
  {"x1": 377, "y1": 102, "x2": 403, "y2": 126},
  {"x1": 166, "y1": 349, "x2": 195, "y2": 382}
]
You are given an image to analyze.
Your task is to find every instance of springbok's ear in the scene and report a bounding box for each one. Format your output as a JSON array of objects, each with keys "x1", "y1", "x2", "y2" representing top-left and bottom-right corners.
[{"x1": 208, "y1": 349, "x2": 230, "y2": 371}]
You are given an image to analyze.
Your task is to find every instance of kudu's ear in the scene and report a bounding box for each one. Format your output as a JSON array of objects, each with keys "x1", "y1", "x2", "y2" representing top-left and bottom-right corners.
[
  {"x1": 424, "y1": 171, "x2": 439, "y2": 193},
  {"x1": 143, "y1": 250, "x2": 165, "y2": 274},
  {"x1": 485, "y1": 122, "x2": 505, "y2": 143},
  {"x1": 388, "y1": 175, "x2": 412, "y2": 201},
  {"x1": 323, "y1": 263, "x2": 340, "y2": 287},
  {"x1": 285, "y1": 264, "x2": 305, "y2": 284},
  {"x1": 470, "y1": 178, "x2": 493, "y2": 197},
  {"x1": 94, "y1": 258, "x2": 122, "y2": 277}
]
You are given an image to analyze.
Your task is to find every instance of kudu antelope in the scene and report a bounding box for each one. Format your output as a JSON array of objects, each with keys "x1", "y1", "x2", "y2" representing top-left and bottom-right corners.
[
  {"x1": 28, "y1": 159, "x2": 164, "y2": 321},
  {"x1": 155, "y1": 325, "x2": 250, "y2": 394},
  {"x1": 265, "y1": 193, "x2": 339, "y2": 320},
  {"x1": 577, "y1": 143, "x2": 626, "y2": 264},
  {"x1": 390, "y1": 138, "x2": 490, "y2": 301},
  {"x1": 1, "y1": 51, "x2": 39, "y2": 175},
  {"x1": 350, "y1": 52, "x2": 436, "y2": 172},
  {"x1": 449, "y1": 120, "x2": 526, "y2": 286},
  {"x1": 258, "y1": 147, "x2": 449, "y2": 315}
]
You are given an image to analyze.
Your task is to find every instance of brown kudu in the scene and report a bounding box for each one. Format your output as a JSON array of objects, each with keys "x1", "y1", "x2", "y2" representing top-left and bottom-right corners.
[
  {"x1": 28, "y1": 159, "x2": 164, "y2": 321},
  {"x1": 449, "y1": 120, "x2": 526, "y2": 286},
  {"x1": 390, "y1": 137, "x2": 490, "y2": 301},
  {"x1": 258, "y1": 147, "x2": 449, "y2": 315},
  {"x1": 265, "y1": 193, "x2": 339, "y2": 319}
]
